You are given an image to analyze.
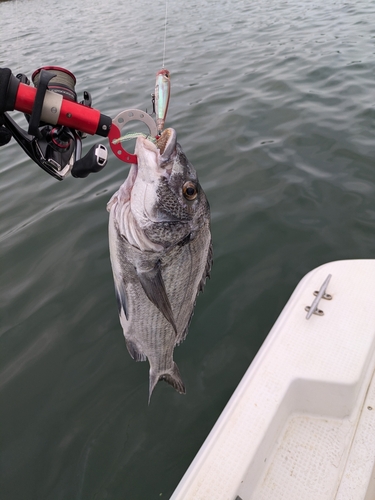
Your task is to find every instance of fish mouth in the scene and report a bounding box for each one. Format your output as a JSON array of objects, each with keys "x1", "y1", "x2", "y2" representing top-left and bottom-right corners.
[
  {"x1": 118, "y1": 128, "x2": 177, "y2": 206},
  {"x1": 133, "y1": 128, "x2": 177, "y2": 170},
  {"x1": 156, "y1": 128, "x2": 177, "y2": 163}
]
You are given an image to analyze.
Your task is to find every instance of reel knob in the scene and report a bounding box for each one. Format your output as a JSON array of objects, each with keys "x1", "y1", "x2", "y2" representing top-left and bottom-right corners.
[{"x1": 71, "y1": 143, "x2": 108, "y2": 178}]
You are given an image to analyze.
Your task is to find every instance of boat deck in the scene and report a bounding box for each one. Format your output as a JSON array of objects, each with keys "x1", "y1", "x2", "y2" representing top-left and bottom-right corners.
[{"x1": 171, "y1": 260, "x2": 375, "y2": 500}]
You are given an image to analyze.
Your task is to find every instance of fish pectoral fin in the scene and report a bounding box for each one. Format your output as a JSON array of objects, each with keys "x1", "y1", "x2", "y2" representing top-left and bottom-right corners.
[
  {"x1": 115, "y1": 279, "x2": 128, "y2": 320},
  {"x1": 148, "y1": 362, "x2": 186, "y2": 403},
  {"x1": 137, "y1": 261, "x2": 177, "y2": 334},
  {"x1": 126, "y1": 339, "x2": 146, "y2": 362},
  {"x1": 106, "y1": 192, "x2": 118, "y2": 212}
]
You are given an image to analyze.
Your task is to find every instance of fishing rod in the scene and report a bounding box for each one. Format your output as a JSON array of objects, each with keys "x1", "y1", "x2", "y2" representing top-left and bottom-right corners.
[
  {"x1": 0, "y1": 65, "x2": 171, "y2": 180},
  {"x1": 0, "y1": 67, "x2": 111, "y2": 180}
]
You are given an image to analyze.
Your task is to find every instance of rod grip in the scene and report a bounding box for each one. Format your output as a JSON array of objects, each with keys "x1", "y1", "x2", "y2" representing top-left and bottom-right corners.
[{"x1": 0, "y1": 68, "x2": 20, "y2": 114}]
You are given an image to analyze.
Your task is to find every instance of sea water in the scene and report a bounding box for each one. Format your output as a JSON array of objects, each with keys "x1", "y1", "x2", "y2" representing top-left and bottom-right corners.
[{"x1": 1, "y1": 0, "x2": 375, "y2": 498}]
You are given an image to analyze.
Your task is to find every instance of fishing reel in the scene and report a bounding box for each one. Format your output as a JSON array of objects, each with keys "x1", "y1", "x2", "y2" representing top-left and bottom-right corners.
[{"x1": 0, "y1": 66, "x2": 111, "y2": 180}]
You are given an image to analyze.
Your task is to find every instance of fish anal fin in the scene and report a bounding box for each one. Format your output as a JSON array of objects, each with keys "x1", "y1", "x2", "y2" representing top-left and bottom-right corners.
[
  {"x1": 137, "y1": 261, "x2": 177, "y2": 334},
  {"x1": 126, "y1": 339, "x2": 146, "y2": 362},
  {"x1": 148, "y1": 362, "x2": 186, "y2": 404}
]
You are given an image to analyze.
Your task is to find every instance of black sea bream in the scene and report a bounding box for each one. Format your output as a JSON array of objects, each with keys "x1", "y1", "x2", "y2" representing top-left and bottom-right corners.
[{"x1": 107, "y1": 129, "x2": 212, "y2": 402}]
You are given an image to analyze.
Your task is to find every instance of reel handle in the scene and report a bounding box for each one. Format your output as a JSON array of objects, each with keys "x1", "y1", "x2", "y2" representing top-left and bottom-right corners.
[{"x1": 71, "y1": 143, "x2": 108, "y2": 178}]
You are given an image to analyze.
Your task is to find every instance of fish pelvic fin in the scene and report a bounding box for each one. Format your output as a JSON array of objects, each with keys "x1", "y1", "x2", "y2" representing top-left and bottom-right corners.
[
  {"x1": 115, "y1": 279, "x2": 128, "y2": 320},
  {"x1": 137, "y1": 260, "x2": 177, "y2": 334},
  {"x1": 148, "y1": 362, "x2": 186, "y2": 404}
]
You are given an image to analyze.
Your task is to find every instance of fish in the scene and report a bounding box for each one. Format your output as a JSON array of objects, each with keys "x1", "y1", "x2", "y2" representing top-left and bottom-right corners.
[
  {"x1": 154, "y1": 68, "x2": 171, "y2": 135},
  {"x1": 107, "y1": 128, "x2": 212, "y2": 402}
]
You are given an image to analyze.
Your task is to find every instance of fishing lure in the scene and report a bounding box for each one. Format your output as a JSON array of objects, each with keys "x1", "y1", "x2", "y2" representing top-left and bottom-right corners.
[
  {"x1": 108, "y1": 69, "x2": 171, "y2": 163},
  {"x1": 154, "y1": 69, "x2": 171, "y2": 135}
]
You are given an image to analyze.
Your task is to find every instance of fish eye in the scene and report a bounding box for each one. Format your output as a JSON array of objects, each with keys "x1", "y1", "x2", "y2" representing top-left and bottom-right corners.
[{"x1": 183, "y1": 182, "x2": 198, "y2": 201}]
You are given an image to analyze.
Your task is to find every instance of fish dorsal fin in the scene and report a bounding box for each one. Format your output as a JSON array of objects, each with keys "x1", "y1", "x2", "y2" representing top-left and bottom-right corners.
[
  {"x1": 199, "y1": 238, "x2": 213, "y2": 292},
  {"x1": 137, "y1": 260, "x2": 177, "y2": 334},
  {"x1": 177, "y1": 237, "x2": 213, "y2": 346}
]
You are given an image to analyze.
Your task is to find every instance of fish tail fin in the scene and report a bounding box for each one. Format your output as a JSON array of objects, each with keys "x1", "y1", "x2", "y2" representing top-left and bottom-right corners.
[{"x1": 148, "y1": 362, "x2": 186, "y2": 404}]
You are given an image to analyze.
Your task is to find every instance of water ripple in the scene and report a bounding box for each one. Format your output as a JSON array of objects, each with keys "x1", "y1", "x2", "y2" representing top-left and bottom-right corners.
[{"x1": 2, "y1": 0, "x2": 375, "y2": 498}]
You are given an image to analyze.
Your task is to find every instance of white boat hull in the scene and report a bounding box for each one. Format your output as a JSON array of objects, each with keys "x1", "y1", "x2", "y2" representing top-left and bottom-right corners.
[{"x1": 171, "y1": 260, "x2": 375, "y2": 500}]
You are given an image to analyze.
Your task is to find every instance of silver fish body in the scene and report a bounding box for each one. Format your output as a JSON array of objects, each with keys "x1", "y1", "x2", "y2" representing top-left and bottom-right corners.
[{"x1": 107, "y1": 128, "x2": 212, "y2": 402}]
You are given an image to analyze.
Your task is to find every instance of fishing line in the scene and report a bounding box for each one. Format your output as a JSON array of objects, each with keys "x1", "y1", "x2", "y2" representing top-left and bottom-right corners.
[
  {"x1": 15, "y1": 0, "x2": 20, "y2": 71},
  {"x1": 162, "y1": 0, "x2": 168, "y2": 68},
  {"x1": 112, "y1": 132, "x2": 157, "y2": 145}
]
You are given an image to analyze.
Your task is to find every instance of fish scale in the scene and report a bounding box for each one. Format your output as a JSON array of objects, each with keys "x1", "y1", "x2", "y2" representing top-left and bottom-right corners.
[{"x1": 107, "y1": 128, "x2": 212, "y2": 402}]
